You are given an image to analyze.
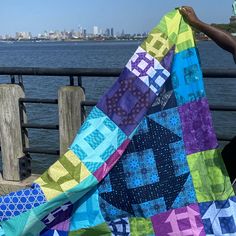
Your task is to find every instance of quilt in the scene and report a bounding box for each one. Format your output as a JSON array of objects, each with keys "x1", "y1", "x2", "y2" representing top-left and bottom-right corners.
[{"x1": 0, "y1": 9, "x2": 235, "y2": 236}]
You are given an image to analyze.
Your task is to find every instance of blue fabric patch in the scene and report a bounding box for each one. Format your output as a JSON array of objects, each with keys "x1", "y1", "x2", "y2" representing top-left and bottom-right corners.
[
  {"x1": 132, "y1": 197, "x2": 166, "y2": 218},
  {"x1": 70, "y1": 106, "x2": 127, "y2": 173},
  {"x1": 122, "y1": 149, "x2": 159, "y2": 188},
  {"x1": 171, "y1": 47, "x2": 205, "y2": 105},
  {"x1": 0, "y1": 183, "x2": 46, "y2": 221},
  {"x1": 99, "y1": 111, "x2": 194, "y2": 220},
  {"x1": 108, "y1": 218, "x2": 130, "y2": 236},
  {"x1": 70, "y1": 188, "x2": 105, "y2": 231},
  {"x1": 200, "y1": 196, "x2": 236, "y2": 235}
]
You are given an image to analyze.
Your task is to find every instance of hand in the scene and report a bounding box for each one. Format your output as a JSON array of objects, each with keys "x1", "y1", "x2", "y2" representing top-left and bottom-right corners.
[{"x1": 179, "y1": 6, "x2": 201, "y2": 27}]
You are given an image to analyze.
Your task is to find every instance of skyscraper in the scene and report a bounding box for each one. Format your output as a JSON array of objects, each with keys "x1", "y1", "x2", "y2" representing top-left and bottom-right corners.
[
  {"x1": 111, "y1": 28, "x2": 114, "y2": 37},
  {"x1": 93, "y1": 26, "x2": 99, "y2": 35}
]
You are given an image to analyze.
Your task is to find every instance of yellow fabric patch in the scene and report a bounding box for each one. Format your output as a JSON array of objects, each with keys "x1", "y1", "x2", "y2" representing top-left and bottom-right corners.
[{"x1": 34, "y1": 150, "x2": 91, "y2": 200}]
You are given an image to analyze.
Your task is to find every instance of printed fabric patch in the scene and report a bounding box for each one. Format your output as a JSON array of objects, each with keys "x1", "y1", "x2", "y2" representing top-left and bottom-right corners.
[
  {"x1": 199, "y1": 196, "x2": 236, "y2": 235},
  {"x1": 98, "y1": 108, "x2": 196, "y2": 220},
  {"x1": 0, "y1": 183, "x2": 46, "y2": 221},
  {"x1": 151, "y1": 204, "x2": 206, "y2": 236},
  {"x1": 70, "y1": 106, "x2": 127, "y2": 173},
  {"x1": 179, "y1": 98, "x2": 218, "y2": 155},
  {"x1": 187, "y1": 149, "x2": 234, "y2": 202}
]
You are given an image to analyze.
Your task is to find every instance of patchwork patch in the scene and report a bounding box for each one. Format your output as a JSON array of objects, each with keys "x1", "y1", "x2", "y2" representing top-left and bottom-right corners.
[
  {"x1": 199, "y1": 197, "x2": 236, "y2": 235},
  {"x1": 187, "y1": 149, "x2": 234, "y2": 203},
  {"x1": 147, "y1": 78, "x2": 177, "y2": 114},
  {"x1": 172, "y1": 47, "x2": 205, "y2": 105},
  {"x1": 69, "y1": 223, "x2": 111, "y2": 236},
  {"x1": 70, "y1": 107, "x2": 127, "y2": 172},
  {"x1": 0, "y1": 183, "x2": 46, "y2": 221},
  {"x1": 157, "y1": 10, "x2": 195, "y2": 52},
  {"x1": 108, "y1": 218, "x2": 130, "y2": 236},
  {"x1": 35, "y1": 150, "x2": 91, "y2": 200},
  {"x1": 129, "y1": 218, "x2": 155, "y2": 236},
  {"x1": 40, "y1": 202, "x2": 73, "y2": 234},
  {"x1": 40, "y1": 229, "x2": 67, "y2": 236},
  {"x1": 126, "y1": 47, "x2": 170, "y2": 95},
  {"x1": 151, "y1": 204, "x2": 206, "y2": 236},
  {"x1": 179, "y1": 98, "x2": 218, "y2": 155},
  {"x1": 94, "y1": 140, "x2": 130, "y2": 181},
  {"x1": 141, "y1": 28, "x2": 174, "y2": 62},
  {"x1": 99, "y1": 114, "x2": 194, "y2": 220},
  {"x1": 70, "y1": 188, "x2": 105, "y2": 231},
  {"x1": 96, "y1": 68, "x2": 157, "y2": 136}
]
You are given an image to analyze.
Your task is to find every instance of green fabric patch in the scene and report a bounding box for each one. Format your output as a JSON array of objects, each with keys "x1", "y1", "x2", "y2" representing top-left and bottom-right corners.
[
  {"x1": 187, "y1": 149, "x2": 234, "y2": 202},
  {"x1": 130, "y1": 217, "x2": 155, "y2": 236},
  {"x1": 69, "y1": 223, "x2": 111, "y2": 236}
]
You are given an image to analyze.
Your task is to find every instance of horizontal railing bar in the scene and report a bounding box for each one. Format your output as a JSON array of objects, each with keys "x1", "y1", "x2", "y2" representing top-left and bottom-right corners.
[
  {"x1": 0, "y1": 67, "x2": 236, "y2": 78},
  {"x1": 81, "y1": 100, "x2": 97, "y2": 107},
  {"x1": 0, "y1": 67, "x2": 121, "y2": 77},
  {"x1": 203, "y1": 69, "x2": 236, "y2": 78},
  {"x1": 210, "y1": 105, "x2": 236, "y2": 111},
  {"x1": 23, "y1": 148, "x2": 59, "y2": 155},
  {"x1": 19, "y1": 98, "x2": 58, "y2": 104},
  {"x1": 22, "y1": 123, "x2": 59, "y2": 130}
]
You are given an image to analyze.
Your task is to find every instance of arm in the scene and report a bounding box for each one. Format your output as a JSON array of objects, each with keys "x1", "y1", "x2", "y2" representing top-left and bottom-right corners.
[{"x1": 179, "y1": 6, "x2": 236, "y2": 60}]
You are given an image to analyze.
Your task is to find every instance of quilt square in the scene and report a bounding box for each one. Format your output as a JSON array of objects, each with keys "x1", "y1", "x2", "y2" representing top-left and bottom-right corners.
[
  {"x1": 108, "y1": 218, "x2": 130, "y2": 236},
  {"x1": 126, "y1": 47, "x2": 171, "y2": 95},
  {"x1": 141, "y1": 28, "x2": 174, "y2": 62},
  {"x1": 0, "y1": 183, "x2": 46, "y2": 222},
  {"x1": 122, "y1": 149, "x2": 159, "y2": 189},
  {"x1": 129, "y1": 218, "x2": 155, "y2": 236},
  {"x1": 187, "y1": 149, "x2": 234, "y2": 203},
  {"x1": 151, "y1": 204, "x2": 206, "y2": 236},
  {"x1": 199, "y1": 197, "x2": 236, "y2": 235},
  {"x1": 35, "y1": 150, "x2": 91, "y2": 200},
  {"x1": 157, "y1": 10, "x2": 195, "y2": 53},
  {"x1": 96, "y1": 68, "x2": 157, "y2": 136},
  {"x1": 99, "y1": 109, "x2": 196, "y2": 220},
  {"x1": 172, "y1": 47, "x2": 205, "y2": 105},
  {"x1": 179, "y1": 98, "x2": 218, "y2": 155},
  {"x1": 70, "y1": 107, "x2": 127, "y2": 172}
]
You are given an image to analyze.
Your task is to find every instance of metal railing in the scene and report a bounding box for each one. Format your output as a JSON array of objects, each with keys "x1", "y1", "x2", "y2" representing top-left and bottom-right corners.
[{"x1": 0, "y1": 67, "x2": 235, "y2": 156}]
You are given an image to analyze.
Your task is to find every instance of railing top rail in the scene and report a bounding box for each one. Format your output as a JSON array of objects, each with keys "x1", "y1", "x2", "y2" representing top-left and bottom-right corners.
[{"x1": 0, "y1": 67, "x2": 236, "y2": 78}]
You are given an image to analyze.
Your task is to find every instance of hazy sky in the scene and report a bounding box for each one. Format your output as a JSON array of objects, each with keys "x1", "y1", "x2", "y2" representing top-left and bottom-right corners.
[{"x1": 0, "y1": 0, "x2": 234, "y2": 35}]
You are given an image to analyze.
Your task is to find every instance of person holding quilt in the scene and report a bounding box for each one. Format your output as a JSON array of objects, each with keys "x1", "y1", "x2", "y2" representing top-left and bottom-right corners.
[{"x1": 180, "y1": 6, "x2": 236, "y2": 182}]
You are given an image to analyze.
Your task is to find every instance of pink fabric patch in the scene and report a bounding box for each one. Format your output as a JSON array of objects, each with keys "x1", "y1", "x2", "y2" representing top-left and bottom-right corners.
[
  {"x1": 94, "y1": 139, "x2": 130, "y2": 181},
  {"x1": 52, "y1": 219, "x2": 70, "y2": 231},
  {"x1": 151, "y1": 204, "x2": 206, "y2": 236}
]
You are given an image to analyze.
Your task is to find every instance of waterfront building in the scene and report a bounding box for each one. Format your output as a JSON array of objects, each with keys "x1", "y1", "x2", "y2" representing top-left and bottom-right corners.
[
  {"x1": 111, "y1": 27, "x2": 114, "y2": 37},
  {"x1": 93, "y1": 26, "x2": 99, "y2": 35}
]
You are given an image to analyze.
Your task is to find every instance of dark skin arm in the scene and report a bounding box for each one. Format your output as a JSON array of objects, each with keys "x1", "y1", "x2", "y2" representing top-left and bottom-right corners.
[{"x1": 179, "y1": 6, "x2": 236, "y2": 61}]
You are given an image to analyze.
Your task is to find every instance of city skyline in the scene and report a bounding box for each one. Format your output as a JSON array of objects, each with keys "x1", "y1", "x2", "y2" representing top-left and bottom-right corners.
[{"x1": 0, "y1": 0, "x2": 234, "y2": 36}]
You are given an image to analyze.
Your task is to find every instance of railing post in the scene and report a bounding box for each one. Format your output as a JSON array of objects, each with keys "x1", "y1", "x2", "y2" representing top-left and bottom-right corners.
[
  {"x1": 0, "y1": 84, "x2": 29, "y2": 181},
  {"x1": 58, "y1": 86, "x2": 85, "y2": 156}
]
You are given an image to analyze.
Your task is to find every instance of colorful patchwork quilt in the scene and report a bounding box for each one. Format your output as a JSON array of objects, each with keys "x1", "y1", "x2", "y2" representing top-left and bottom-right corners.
[{"x1": 0, "y1": 9, "x2": 235, "y2": 236}]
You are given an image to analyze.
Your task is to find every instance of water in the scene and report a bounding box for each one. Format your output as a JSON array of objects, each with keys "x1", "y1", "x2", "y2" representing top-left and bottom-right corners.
[{"x1": 0, "y1": 40, "x2": 235, "y2": 173}]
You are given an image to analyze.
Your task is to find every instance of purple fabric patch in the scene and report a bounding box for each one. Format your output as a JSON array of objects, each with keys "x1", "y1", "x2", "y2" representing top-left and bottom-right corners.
[
  {"x1": 160, "y1": 46, "x2": 175, "y2": 72},
  {"x1": 151, "y1": 204, "x2": 206, "y2": 236},
  {"x1": 97, "y1": 67, "x2": 156, "y2": 136},
  {"x1": 40, "y1": 202, "x2": 73, "y2": 234},
  {"x1": 178, "y1": 98, "x2": 218, "y2": 155}
]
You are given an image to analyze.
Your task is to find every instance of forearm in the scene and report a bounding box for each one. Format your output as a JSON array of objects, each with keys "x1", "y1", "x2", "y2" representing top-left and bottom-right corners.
[{"x1": 193, "y1": 20, "x2": 236, "y2": 56}]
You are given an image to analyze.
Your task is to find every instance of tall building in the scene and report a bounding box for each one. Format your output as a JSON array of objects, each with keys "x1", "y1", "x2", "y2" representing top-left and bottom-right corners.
[
  {"x1": 93, "y1": 26, "x2": 99, "y2": 35},
  {"x1": 111, "y1": 27, "x2": 114, "y2": 37},
  {"x1": 83, "y1": 29, "x2": 87, "y2": 37},
  {"x1": 105, "y1": 28, "x2": 110, "y2": 36}
]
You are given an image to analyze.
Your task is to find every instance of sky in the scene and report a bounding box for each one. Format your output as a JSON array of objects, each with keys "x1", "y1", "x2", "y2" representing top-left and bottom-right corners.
[{"x1": 0, "y1": 0, "x2": 235, "y2": 36}]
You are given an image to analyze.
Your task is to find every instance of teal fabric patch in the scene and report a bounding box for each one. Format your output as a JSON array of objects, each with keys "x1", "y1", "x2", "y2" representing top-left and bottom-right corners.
[
  {"x1": 171, "y1": 47, "x2": 205, "y2": 105},
  {"x1": 1, "y1": 175, "x2": 98, "y2": 236},
  {"x1": 70, "y1": 188, "x2": 106, "y2": 231},
  {"x1": 70, "y1": 107, "x2": 127, "y2": 173}
]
